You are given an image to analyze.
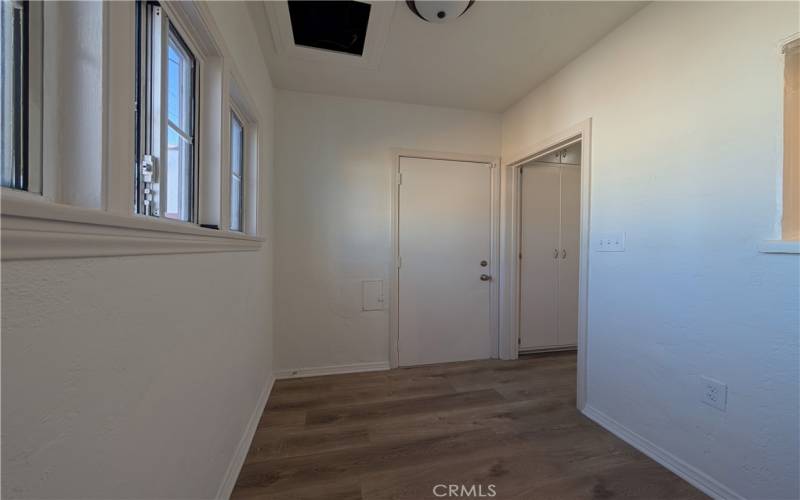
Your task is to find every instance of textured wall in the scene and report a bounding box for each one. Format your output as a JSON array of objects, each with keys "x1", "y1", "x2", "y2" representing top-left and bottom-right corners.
[
  {"x1": 273, "y1": 91, "x2": 501, "y2": 372},
  {"x1": 1, "y1": 2, "x2": 276, "y2": 498},
  {"x1": 502, "y1": 2, "x2": 800, "y2": 498}
]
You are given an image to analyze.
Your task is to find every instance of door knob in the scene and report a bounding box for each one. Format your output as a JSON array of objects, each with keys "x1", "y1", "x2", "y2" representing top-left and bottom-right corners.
[
  {"x1": 480, "y1": 274, "x2": 492, "y2": 281},
  {"x1": 553, "y1": 249, "x2": 559, "y2": 259},
  {"x1": 562, "y1": 249, "x2": 567, "y2": 259}
]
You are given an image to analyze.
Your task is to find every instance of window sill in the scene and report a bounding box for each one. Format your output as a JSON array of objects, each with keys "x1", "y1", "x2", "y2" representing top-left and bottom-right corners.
[
  {"x1": 758, "y1": 240, "x2": 800, "y2": 254},
  {"x1": 1, "y1": 192, "x2": 263, "y2": 261}
]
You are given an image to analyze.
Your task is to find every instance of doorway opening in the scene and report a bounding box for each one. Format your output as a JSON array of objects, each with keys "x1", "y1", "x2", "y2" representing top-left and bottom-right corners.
[
  {"x1": 501, "y1": 119, "x2": 591, "y2": 409},
  {"x1": 518, "y1": 140, "x2": 581, "y2": 354}
]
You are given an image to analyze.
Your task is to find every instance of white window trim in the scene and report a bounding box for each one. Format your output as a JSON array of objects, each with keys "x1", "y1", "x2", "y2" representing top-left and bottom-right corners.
[
  {"x1": 761, "y1": 32, "x2": 800, "y2": 254},
  {"x1": 758, "y1": 240, "x2": 800, "y2": 254},
  {"x1": 227, "y1": 70, "x2": 261, "y2": 236},
  {"x1": 1, "y1": 190, "x2": 262, "y2": 261}
]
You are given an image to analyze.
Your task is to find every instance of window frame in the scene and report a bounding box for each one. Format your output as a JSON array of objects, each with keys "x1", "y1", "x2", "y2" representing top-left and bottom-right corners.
[
  {"x1": 780, "y1": 36, "x2": 799, "y2": 241},
  {"x1": 1, "y1": 0, "x2": 42, "y2": 195},
  {"x1": 229, "y1": 105, "x2": 245, "y2": 232},
  {"x1": 136, "y1": 0, "x2": 201, "y2": 223},
  {"x1": 228, "y1": 74, "x2": 260, "y2": 237},
  {"x1": 760, "y1": 33, "x2": 800, "y2": 254}
]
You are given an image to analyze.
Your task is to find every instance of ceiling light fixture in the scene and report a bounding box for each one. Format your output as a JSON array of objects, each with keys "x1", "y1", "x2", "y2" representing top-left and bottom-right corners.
[{"x1": 405, "y1": 1, "x2": 475, "y2": 23}]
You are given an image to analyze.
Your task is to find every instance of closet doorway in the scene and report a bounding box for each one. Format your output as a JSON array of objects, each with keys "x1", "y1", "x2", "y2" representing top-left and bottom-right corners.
[{"x1": 518, "y1": 141, "x2": 581, "y2": 352}]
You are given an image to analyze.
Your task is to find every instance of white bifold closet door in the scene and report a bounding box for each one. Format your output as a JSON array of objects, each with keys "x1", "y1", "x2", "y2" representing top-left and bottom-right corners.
[
  {"x1": 519, "y1": 162, "x2": 580, "y2": 350},
  {"x1": 519, "y1": 165, "x2": 560, "y2": 349},
  {"x1": 558, "y1": 165, "x2": 580, "y2": 346}
]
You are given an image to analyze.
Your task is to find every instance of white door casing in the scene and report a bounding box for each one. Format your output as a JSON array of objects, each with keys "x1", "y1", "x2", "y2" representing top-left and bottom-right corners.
[{"x1": 499, "y1": 118, "x2": 591, "y2": 410}]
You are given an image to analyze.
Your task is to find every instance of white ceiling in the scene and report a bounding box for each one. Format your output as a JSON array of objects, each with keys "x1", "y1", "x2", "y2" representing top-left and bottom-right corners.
[{"x1": 249, "y1": 1, "x2": 646, "y2": 113}]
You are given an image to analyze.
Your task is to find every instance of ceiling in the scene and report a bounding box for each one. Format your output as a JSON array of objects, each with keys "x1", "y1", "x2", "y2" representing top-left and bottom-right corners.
[{"x1": 249, "y1": 1, "x2": 646, "y2": 113}]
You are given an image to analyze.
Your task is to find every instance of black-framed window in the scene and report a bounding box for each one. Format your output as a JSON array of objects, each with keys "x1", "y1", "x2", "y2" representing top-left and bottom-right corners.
[
  {"x1": 135, "y1": 1, "x2": 197, "y2": 222},
  {"x1": 1, "y1": 0, "x2": 38, "y2": 191}
]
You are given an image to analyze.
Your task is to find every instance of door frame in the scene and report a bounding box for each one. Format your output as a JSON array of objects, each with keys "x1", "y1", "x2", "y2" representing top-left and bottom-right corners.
[
  {"x1": 499, "y1": 119, "x2": 592, "y2": 410},
  {"x1": 389, "y1": 149, "x2": 501, "y2": 368}
]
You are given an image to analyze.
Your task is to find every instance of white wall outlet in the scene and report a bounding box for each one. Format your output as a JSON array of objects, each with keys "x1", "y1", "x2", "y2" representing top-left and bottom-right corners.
[
  {"x1": 595, "y1": 232, "x2": 626, "y2": 252},
  {"x1": 701, "y1": 376, "x2": 727, "y2": 411}
]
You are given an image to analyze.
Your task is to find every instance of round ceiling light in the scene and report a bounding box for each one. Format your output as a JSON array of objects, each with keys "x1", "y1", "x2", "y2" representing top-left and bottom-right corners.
[{"x1": 406, "y1": 1, "x2": 475, "y2": 23}]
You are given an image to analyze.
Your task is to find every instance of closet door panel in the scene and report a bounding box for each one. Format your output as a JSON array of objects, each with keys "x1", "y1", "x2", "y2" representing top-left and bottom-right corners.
[
  {"x1": 519, "y1": 164, "x2": 560, "y2": 350},
  {"x1": 558, "y1": 165, "x2": 581, "y2": 346}
]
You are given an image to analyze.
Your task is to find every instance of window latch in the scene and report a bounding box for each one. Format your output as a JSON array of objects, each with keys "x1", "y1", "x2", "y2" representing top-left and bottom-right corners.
[{"x1": 141, "y1": 155, "x2": 159, "y2": 216}]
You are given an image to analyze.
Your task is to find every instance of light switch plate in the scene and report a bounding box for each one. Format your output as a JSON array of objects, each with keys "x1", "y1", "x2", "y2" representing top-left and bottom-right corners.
[
  {"x1": 595, "y1": 232, "x2": 626, "y2": 252},
  {"x1": 701, "y1": 376, "x2": 727, "y2": 411},
  {"x1": 362, "y1": 280, "x2": 384, "y2": 311}
]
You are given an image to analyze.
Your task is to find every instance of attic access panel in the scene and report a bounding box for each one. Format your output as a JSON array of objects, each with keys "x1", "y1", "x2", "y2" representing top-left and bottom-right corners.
[{"x1": 288, "y1": 1, "x2": 371, "y2": 57}]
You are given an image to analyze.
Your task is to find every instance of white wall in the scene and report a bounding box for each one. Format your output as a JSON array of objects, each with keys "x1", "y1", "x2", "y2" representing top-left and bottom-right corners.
[
  {"x1": 274, "y1": 91, "x2": 501, "y2": 373},
  {"x1": 1, "y1": 2, "x2": 275, "y2": 498},
  {"x1": 502, "y1": 2, "x2": 799, "y2": 498}
]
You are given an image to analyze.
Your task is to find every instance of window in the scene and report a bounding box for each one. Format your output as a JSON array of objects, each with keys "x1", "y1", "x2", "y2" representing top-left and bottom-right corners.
[
  {"x1": 1, "y1": 0, "x2": 40, "y2": 193},
  {"x1": 230, "y1": 110, "x2": 244, "y2": 232},
  {"x1": 137, "y1": 2, "x2": 197, "y2": 222},
  {"x1": 0, "y1": 0, "x2": 262, "y2": 262},
  {"x1": 783, "y1": 38, "x2": 799, "y2": 240}
]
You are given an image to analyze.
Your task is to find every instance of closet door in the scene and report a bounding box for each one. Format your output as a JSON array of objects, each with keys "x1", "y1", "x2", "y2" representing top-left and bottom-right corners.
[
  {"x1": 519, "y1": 164, "x2": 560, "y2": 350},
  {"x1": 558, "y1": 165, "x2": 581, "y2": 345}
]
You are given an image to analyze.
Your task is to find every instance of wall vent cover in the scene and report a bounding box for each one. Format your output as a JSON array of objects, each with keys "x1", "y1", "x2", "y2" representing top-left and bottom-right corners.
[{"x1": 288, "y1": 1, "x2": 371, "y2": 56}]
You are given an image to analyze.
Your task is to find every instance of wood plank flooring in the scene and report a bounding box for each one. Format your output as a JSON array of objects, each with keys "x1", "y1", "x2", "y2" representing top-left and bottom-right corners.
[{"x1": 232, "y1": 353, "x2": 706, "y2": 500}]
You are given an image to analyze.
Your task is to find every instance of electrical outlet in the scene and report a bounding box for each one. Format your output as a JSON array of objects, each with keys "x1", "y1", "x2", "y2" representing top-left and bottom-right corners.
[
  {"x1": 701, "y1": 376, "x2": 727, "y2": 411},
  {"x1": 595, "y1": 232, "x2": 625, "y2": 252}
]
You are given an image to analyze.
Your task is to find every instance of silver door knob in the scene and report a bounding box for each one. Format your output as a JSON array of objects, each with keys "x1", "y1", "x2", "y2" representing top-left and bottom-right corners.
[
  {"x1": 562, "y1": 249, "x2": 567, "y2": 259},
  {"x1": 553, "y1": 249, "x2": 559, "y2": 259},
  {"x1": 480, "y1": 274, "x2": 492, "y2": 281}
]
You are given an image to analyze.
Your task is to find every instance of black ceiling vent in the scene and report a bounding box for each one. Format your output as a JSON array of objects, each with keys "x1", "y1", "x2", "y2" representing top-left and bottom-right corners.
[{"x1": 288, "y1": 1, "x2": 371, "y2": 57}]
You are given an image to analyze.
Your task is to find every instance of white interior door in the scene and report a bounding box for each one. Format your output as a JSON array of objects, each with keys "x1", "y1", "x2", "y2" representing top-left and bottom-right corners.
[
  {"x1": 519, "y1": 164, "x2": 560, "y2": 350},
  {"x1": 558, "y1": 165, "x2": 581, "y2": 345},
  {"x1": 398, "y1": 157, "x2": 493, "y2": 366}
]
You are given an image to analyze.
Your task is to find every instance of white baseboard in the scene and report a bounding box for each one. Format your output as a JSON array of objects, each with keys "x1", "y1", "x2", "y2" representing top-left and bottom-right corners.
[
  {"x1": 275, "y1": 361, "x2": 390, "y2": 379},
  {"x1": 216, "y1": 375, "x2": 274, "y2": 500},
  {"x1": 582, "y1": 405, "x2": 743, "y2": 500}
]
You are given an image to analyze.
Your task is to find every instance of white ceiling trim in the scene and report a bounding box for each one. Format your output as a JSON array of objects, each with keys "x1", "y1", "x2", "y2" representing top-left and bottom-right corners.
[{"x1": 264, "y1": 1, "x2": 397, "y2": 70}]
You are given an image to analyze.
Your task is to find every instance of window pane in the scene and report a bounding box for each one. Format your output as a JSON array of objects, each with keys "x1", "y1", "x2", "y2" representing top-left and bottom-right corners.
[
  {"x1": 165, "y1": 126, "x2": 192, "y2": 220},
  {"x1": 167, "y1": 46, "x2": 181, "y2": 126},
  {"x1": 230, "y1": 112, "x2": 244, "y2": 231},
  {"x1": 230, "y1": 176, "x2": 242, "y2": 231},
  {"x1": 231, "y1": 115, "x2": 243, "y2": 176},
  {"x1": 1, "y1": 0, "x2": 24, "y2": 190},
  {"x1": 163, "y1": 28, "x2": 194, "y2": 222}
]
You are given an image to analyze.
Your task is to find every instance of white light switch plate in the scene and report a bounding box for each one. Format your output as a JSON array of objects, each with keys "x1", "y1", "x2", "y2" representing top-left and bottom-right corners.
[
  {"x1": 701, "y1": 376, "x2": 727, "y2": 411},
  {"x1": 595, "y1": 232, "x2": 626, "y2": 252}
]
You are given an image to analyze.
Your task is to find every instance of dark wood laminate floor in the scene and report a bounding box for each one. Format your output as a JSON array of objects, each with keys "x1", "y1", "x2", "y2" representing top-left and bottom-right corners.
[{"x1": 232, "y1": 353, "x2": 706, "y2": 500}]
